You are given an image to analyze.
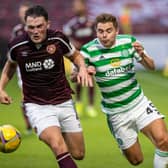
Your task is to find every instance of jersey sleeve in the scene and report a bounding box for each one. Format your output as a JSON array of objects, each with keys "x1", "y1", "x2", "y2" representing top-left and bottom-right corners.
[
  {"x1": 56, "y1": 31, "x2": 76, "y2": 57},
  {"x1": 131, "y1": 37, "x2": 147, "y2": 62},
  {"x1": 7, "y1": 43, "x2": 17, "y2": 63},
  {"x1": 65, "y1": 42, "x2": 76, "y2": 57},
  {"x1": 80, "y1": 47, "x2": 90, "y2": 66}
]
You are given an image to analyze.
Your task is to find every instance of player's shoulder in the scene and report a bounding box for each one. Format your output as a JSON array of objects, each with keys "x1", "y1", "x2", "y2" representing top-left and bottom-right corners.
[
  {"x1": 116, "y1": 34, "x2": 137, "y2": 43},
  {"x1": 81, "y1": 38, "x2": 98, "y2": 51},
  {"x1": 47, "y1": 29, "x2": 69, "y2": 44},
  {"x1": 48, "y1": 29, "x2": 67, "y2": 39}
]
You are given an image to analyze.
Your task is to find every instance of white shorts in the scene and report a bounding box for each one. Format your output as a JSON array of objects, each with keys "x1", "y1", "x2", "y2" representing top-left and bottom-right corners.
[
  {"x1": 107, "y1": 97, "x2": 164, "y2": 150},
  {"x1": 24, "y1": 99, "x2": 82, "y2": 136}
]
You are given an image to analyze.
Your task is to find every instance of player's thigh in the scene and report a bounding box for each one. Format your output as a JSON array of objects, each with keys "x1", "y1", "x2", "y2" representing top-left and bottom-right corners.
[
  {"x1": 25, "y1": 103, "x2": 61, "y2": 136},
  {"x1": 63, "y1": 132, "x2": 85, "y2": 152},
  {"x1": 138, "y1": 101, "x2": 168, "y2": 148},
  {"x1": 40, "y1": 126, "x2": 69, "y2": 156},
  {"x1": 107, "y1": 112, "x2": 138, "y2": 150},
  {"x1": 141, "y1": 118, "x2": 168, "y2": 149},
  {"x1": 59, "y1": 100, "x2": 85, "y2": 157},
  {"x1": 40, "y1": 126, "x2": 62, "y2": 143},
  {"x1": 123, "y1": 139, "x2": 143, "y2": 164},
  {"x1": 63, "y1": 131, "x2": 85, "y2": 159}
]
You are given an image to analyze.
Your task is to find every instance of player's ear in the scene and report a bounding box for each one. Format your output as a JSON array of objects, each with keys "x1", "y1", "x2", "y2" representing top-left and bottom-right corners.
[
  {"x1": 47, "y1": 20, "x2": 51, "y2": 29},
  {"x1": 116, "y1": 28, "x2": 119, "y2": 35}
]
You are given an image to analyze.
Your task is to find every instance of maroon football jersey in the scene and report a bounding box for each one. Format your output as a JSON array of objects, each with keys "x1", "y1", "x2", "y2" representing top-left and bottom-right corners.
[
  {"x1": 8, "y1": 29, "x2": 74, "y2": 105},
  {"x1": 63, "y1": 16, "x2": 95, "y2": 49}
]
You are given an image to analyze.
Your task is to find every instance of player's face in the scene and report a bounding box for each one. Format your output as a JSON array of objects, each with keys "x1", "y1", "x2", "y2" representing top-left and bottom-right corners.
[
  {"x1": 25, "y1": 16, "x2": 50, "y2": 44},
  {"x1": 96, "y1": 22, "x2": 119, "y2": 48}
]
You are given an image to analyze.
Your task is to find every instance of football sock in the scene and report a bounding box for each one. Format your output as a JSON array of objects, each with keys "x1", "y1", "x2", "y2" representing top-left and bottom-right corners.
[
  {"x1": 154, "y1": 149, "x2": 168, "y2": 168},
  {"x1": 57, "y1": 152, "x2": 78, "y2": 168}
]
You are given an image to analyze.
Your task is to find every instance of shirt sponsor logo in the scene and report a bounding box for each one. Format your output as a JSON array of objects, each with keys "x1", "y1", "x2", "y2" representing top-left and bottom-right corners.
[
  {"x1": 111, "y1": 58, "x2": 121, "y2": 67},
  {"x1": 46, "y1": 44, "x2": 56, "y2": 54},
  {"x1": 43, "y1": 59, "x2": 55, "y2": 70},
  {"x1": 105, "y1": 64, "x2": 133, "y2": 77},
  {"x1": 25, "y1": 58, "x2": 55, "y2": 72}
]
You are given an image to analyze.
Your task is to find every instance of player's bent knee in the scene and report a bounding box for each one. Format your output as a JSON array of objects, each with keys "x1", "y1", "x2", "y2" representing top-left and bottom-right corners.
[
  {"x1": 126, "y1": 154, "x2": 143, "y2": 166},
  {"x1": 129, "y1": 158, "x2": 143, "y2": 166},
  {"x1": 156, "y1": 135, "x2": 168, "y2": 150},
  {"x1": 71, "y1": 150, "x2": 85, "y2": 160},
  {"x1": 50, "y1": 143, "x2": 66, "y2": 154}
]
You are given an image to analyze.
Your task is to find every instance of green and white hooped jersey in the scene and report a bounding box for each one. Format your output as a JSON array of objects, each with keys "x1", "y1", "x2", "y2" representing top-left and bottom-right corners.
[{"x1": 81, "y1": 34, "x2": 145, "y2": 114}]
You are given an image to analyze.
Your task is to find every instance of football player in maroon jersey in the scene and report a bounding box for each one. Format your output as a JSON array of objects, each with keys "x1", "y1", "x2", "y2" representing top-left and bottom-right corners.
[
  {"x1": 0, "y1": 5, "x2": 93, "y2": 168},
  {"x1": 63, "y1": 0, "x2": 98, "y2": 118}
]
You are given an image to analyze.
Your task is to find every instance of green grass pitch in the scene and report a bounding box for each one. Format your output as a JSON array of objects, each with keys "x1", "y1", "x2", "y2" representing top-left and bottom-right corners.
[{"x1": 0, "y1": 70, "x2": 167, "y2": 168}]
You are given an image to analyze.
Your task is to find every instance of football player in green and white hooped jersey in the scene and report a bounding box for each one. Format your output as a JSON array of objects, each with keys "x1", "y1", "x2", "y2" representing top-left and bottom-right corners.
[{"x1": 79, "y1": 13, "x2": 168, "y2": 168}]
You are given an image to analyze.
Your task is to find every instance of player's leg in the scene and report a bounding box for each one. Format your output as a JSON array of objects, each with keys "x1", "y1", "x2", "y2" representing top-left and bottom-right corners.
[
  {"x1": 25, "y1": 102, "x2": 79, "y2": 168},
  {"x1": 63, "y1": 132, "x2": 85, "y2": 160},
  {"x1": 122, "y1": 139, "x2": 144, "y2": 165},
  {"x1": 40, "y1": 126, "x2": 78, "y2": 168},
  {"x1": 75, "y1": 84, "x2": 83, "y2": 116},
  {"x1": 60, "y1": 99, "x2": 85, "y2": 160},
  {"x1": 107, "y1": 112, "x2": 144, "y2": 165},
  {"x1": 141, "y1": 119, "x2": 168, "y2": 168},
  {"x1": 86, "y1": 86, "x2": 98, "y2": 117},
  {"x1": 136, "y1": 100, "x2": 168, "y2": 168},
  {"x1": 40, "y1": 126, "x2": 68, "y2": 155}
]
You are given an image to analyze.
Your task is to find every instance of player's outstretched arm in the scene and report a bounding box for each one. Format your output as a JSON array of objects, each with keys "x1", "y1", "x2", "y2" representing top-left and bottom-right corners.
[
  {"x1": 0, "y1": 60, "x2": 17, "y2": 104},
  {"x1": 70, "y1": 66, "x2": 96, "y2": 85},
  {"x1": 69, "y1": 50, "x2": 94, "y2": 87},
  {"x1": 132, "y1": 42, "x2": 155, "y2": 70}
]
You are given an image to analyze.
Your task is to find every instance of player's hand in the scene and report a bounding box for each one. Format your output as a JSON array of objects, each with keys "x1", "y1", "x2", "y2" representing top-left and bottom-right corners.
[
  {"x1": 76, "y1": 66, "x2": 94, "y2": 87},
  {"x1": 0, "y1": 90, "x2": 12, "y2": 104},
  {"x1": 132, "y1": 41, "x2": 145, "y2": 57},
  {"x1": 87, "y1": 66, "x2": 96, "y2": 75},
  {"x1": 70, "y1": 70, "x2": 78, "y2": 83},
  {"x1": 70, "y1": 66, "x2": 95, "y2": 86}
]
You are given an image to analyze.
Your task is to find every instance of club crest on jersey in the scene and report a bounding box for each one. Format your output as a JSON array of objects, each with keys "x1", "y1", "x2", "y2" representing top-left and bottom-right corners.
[
  {"x1": 121, "y1": 49, "x2": 129, "y2": 57},
  {"x1": 111, "y1": 58, "x2": 121, "y2": 67},
  {"x1": 46, "y1": 44, "x2": 56, "y2": 54}
]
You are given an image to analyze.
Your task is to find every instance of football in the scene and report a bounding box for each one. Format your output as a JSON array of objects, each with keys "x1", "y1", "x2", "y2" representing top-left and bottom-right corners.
[{"x1": 0, "y1": 124, "x2": 21, "y2": 153}]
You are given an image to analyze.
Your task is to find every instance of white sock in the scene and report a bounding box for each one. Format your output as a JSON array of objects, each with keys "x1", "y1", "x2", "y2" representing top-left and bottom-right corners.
[{"x1": 154, "y1": 149, "x2": 168, "y2": 168}]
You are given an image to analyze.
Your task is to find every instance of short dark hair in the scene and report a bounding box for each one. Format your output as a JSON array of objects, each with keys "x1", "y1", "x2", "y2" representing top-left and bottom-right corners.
[
  {"x1": 95, "y1": 13, "x2": 118, "y2": 29},
  {"x1": 24, "y1": 5, "x2": 48, "y2": 21}
]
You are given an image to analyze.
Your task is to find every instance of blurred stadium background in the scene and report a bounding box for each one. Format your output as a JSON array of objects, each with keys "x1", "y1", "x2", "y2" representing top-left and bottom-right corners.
[
  {"x1": 0, "y1": 0, "x2": 168, "y2": 70},
  {"x1": 0, "y1": 0, "x2": 168, "y2": 168}
]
